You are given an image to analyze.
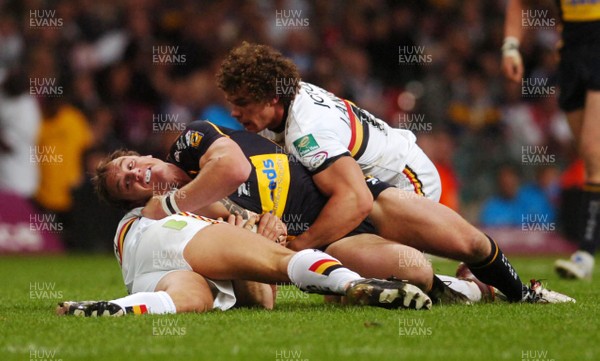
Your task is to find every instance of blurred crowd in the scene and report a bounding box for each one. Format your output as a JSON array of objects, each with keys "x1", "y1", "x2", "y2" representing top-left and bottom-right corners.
[{"x1": 0, "y1": 0, "x2": 584, "y2": 251}]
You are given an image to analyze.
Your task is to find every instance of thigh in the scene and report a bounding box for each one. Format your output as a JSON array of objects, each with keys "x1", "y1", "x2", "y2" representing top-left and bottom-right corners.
[
  {"x1": 581, "y1": 90, "x2": 600, "y2": 181},
  {"x1": 324, "y1": 233, "x2": 433, "y2": 290},
  {"x1": 183, "y1": 223, "x2": 294, "y2": 284},
  {"x1": 370, "y1": 187, "x2": 489, "y2": 262}
]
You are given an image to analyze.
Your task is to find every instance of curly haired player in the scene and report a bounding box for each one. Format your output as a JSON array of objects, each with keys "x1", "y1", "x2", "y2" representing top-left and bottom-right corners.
[
  {"x1": 90, "y1": 118, "x2": 573, "y2": 304},
  {"x1": 215, "y1": 42, "x2": 574, "y2": 303}
]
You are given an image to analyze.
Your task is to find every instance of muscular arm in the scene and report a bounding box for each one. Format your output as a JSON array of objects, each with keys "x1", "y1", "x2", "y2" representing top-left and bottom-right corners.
[
  {"x1": 289, "y1": 156, "x2": 373, "y2": 251},
  {"x1": 177, "y1": 137, "x2": 250, "y2": 210},
  {"x1": 218, "y1": 198, "x2": 256, "y2": 219},
  {"x1": 190, "y1": 198, "x2": 256, "y2": 220},
  {"x1": 143, "y1": 137, "x2": 251, "y2": 219},
  {"x1": 192, "y1": 199, "x2": 286, "y2": 241}
]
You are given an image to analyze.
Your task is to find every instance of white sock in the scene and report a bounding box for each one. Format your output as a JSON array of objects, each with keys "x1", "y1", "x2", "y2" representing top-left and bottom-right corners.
[
  {"x1": 110, "y1": 291, "x2": 177, "y2": 315},
  {"x1": 437, "y1": 275, "x2": 483, "y2": 302},
  {"x1": 287, "y1": 249, "x2": 361, "y2": 294}
]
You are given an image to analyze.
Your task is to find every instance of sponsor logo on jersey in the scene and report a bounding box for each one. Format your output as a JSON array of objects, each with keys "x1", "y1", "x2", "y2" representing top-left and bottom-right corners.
[
  {"x1": 293, "y1": 134, "x2": 319, "y2": 156},
  {"x1": 249, "y1": 154, "x2": 291, "y2": 217},
  {"x1": 365, "y1": 175, "x2": 380, "y2": 185},
  {"x1": 237, "y1": 182, "x2": 251, "y2": 197},
  {"x1": 185, "y1": 130, "x2": 203, "y2": 148},
  {"x1": 175, "y1": 138, "x2": 186, "y2": 150},
  {"x1": 309, "y1": 151, "x2": 328, "y2": 169}
]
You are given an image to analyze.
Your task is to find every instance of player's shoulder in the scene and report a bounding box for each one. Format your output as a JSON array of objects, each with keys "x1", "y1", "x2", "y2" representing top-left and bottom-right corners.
[
  {"x1": 170, "y1": 120, "x2": 230, "y2": 155},
  {"x1": 184, "y1": 120, "x2": 221, "y2": 134},
  {"x1": 293, "y1": 82, "x2": 335, "y2": 107},
  {"x1": 118, "y1": 208, "x2": 143, "y2": 226}
]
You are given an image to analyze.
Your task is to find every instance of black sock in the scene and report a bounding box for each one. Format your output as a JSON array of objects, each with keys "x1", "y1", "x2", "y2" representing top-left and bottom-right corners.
[
  {"x1": 580, "y1": 183, "x2": 600, "y2": 255},
  {"x1": 467, "y1": 235, "x2": 526, "y2": 302}
]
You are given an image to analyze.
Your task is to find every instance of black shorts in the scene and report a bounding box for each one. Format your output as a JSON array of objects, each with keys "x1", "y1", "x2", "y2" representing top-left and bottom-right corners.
[
  {"x1": 364, "y1": 175, "x2": 394, "y2": 200},
  {"x1": 320, "y1": 176, "x2": 394, "y2": 251},
  {"x1": 558, "y1": 43, "x2": 600, "y2": 112}
]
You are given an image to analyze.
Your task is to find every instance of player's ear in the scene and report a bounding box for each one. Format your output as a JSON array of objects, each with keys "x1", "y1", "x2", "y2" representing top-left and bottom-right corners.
[{"x1": 270, "y1": 97, "x2": 279, "y2": 105}]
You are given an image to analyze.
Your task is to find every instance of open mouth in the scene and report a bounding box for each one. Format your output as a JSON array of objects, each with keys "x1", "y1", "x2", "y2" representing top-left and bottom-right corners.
[{"x1": 144, "y1": 168, "x2": 151, "y2": 184}]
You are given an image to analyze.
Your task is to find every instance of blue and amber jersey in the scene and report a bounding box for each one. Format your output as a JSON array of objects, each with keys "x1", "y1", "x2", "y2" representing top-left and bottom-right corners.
[
  {"x1": 557, "y1": 0, "x2": 600, "y2": 45},
  {"x1": 166, "y1": 120, "x2": 327, "y2": 236}
]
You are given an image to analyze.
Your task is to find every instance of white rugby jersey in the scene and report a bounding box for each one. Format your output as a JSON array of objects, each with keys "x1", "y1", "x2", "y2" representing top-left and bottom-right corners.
[
  {"x1": 113, "y1": 208, "x2": 237, "y2": 310},
  {"x1": 277, "y1": 82, "x2": 418, "y2": 185},
  {"x1": 113, "y1": 207, "x2": 152, "y2": 293}
]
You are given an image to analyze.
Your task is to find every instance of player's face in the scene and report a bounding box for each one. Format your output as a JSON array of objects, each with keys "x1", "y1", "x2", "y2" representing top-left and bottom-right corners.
[
  {"x1": 106, "y1": 155, "x2": 180, "y2": 203},
  {"x1": 227, "y1": 96, "x2": 280, "y2": 132}
]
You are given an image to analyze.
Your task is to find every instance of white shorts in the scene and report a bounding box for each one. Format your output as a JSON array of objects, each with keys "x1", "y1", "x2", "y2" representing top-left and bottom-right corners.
[
  {"x1": 122, "y1": 214, "x2": 237, "y2": 311},
  {"x1": 372, "y1": 132, "x2": 441, "y2": 202},
  {"x1": 395, "y1": 143, "x2": 441, "y2": 202}
]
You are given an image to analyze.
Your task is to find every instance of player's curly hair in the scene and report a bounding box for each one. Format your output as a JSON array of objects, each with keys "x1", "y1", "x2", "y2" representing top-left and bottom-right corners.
[
  {"x1": 216, "y1": 42, "x2": 301, "y2": 103},
  {"x1": 92, "y1": 149, "x2": 144, "y2": 210}
]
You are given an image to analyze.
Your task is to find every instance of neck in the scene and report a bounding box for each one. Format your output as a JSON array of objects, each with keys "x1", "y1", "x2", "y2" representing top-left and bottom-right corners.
[
  {"x1": 167, "y1": 163, "x2": 192, "y2": 188},
  {"x1": 270, "y1": 102, "x2": 288, "y2": 133}
]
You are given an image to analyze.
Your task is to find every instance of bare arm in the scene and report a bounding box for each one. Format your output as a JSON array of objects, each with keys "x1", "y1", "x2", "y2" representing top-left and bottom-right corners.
[
  {"x1": 502, "y1": 0, "x2": 525, "y2": 82},
  {"x1": 192, "y1": 199, "x2": 287, "y2": 242},
  {"x1": 288, "y1": 156, "x2": 373, "y2": 251},
  {"x1": 218, "y1": 198, "x2": 256, "y2": 219},
  {"x1": 175, "y1": 137, "x2": 251, "y2": 211},
  {"x1": 142, "y1": 137, "x2": 251, "y2": 219}
]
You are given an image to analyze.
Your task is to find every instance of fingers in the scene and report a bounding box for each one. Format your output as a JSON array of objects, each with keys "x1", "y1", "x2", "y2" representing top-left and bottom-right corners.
[
  {"x1": 502, "y1": 55, "x2": 523, "y2": 83},
  {"x1": 256, "y1": 212, "x2": 273, "y2": 237},
  {"x1": 255, "y1": 212, "x2": 288, "y2": 244},
  {"x1": 274, "y1": 221, "x2": 288, "y2": 246},
  {"x1": 243, "y1": 214, "x2": 258, "y2": 231},
  {"x1": 257, "y1": 212, "x2": 278, "y2": 240},
  {"x1": 275, "y1": 234, "x2": 288, "y2": 247}
]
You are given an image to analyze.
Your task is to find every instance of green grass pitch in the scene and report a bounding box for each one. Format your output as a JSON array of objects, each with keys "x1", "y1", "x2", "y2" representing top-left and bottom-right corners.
[{"x1": 1, "y1": 254, "x2": 598, "y2": 361}]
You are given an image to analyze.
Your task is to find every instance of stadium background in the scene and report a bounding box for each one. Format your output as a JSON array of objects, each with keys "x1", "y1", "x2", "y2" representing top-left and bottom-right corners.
[{"x1": 0, "y1": 0, "x2": 582, "y2": 253}]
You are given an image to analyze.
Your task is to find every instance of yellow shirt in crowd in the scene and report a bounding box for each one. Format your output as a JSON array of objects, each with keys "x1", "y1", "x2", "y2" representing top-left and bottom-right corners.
[{"x1": 34, "y1": 105, "x2": 93, "y2": 212}]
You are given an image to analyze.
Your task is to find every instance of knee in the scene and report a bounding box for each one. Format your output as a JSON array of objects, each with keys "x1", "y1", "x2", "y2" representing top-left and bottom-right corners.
[
  {"x1": 451, "y1": 228, "x2": 490, "y2": 263},
  {"x1": 172, "y1": 289, "x2": 213, "y2": 313}
]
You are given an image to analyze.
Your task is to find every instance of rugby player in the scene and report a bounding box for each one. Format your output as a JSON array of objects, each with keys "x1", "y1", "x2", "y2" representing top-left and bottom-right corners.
[
  {"x1": 215, "y1": 43, "x2": 574, "y2": 303},
  {"x1": 94, "y1": 120, "x2": 572, "y2": 304},
  {"x1": 503, "y1": 0, "x2": 599, "y2": 279},
  {"x1": 57, "y1": 211, "x2": 432, "y2": 316}
]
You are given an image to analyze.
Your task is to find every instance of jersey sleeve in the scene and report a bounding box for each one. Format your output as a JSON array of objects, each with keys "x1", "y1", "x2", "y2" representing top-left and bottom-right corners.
[
  {"x1": 286, "y1": 118, "x2": 351, "y2": 174},
  {"x1": 166, "y1": 121, "x2": 228, "y2": 169}
]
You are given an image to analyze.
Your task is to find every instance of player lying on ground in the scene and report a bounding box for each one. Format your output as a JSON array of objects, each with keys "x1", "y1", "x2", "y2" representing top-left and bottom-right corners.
[
  {"x1": 215, "y1": 43, "x2": 575, "y2": 304},
  {"x1": 94, "y1": 124, "x2": 497, "y2": 305},
  {"x1": 93, "y1": 122, "x2": 573, "y2": 304},
  {"x1": 57, "y1": 211, "x2": 432, "y2": 316}
]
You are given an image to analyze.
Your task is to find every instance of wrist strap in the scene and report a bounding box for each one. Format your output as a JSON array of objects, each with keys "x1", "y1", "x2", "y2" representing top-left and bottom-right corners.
[
  {"x1": 161, "y1": 190, "x2": 181, "y2": 215},
  {"x1": 502, "y1": 36, "x2": 520, "y2": 54}
]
